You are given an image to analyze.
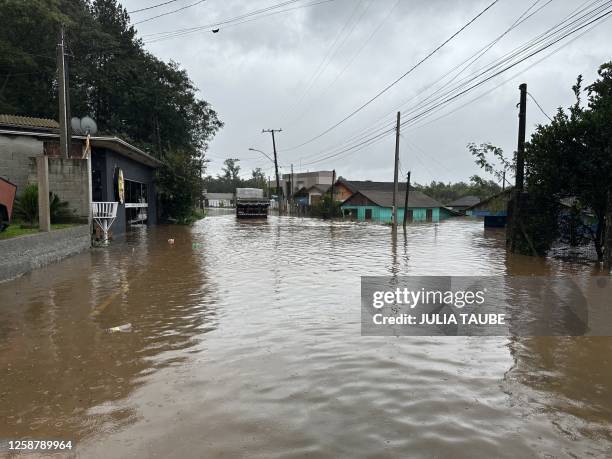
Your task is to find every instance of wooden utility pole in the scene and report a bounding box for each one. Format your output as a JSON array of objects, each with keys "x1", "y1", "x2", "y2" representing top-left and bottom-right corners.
[
  {"x1": 605, "y1": 190, "x2": 612, "y2": 271},
  {"x1": 510, "y1": 83, "x2": 527, "y2": 252},
  {"x1": 57, "y1": 26, "x2": 70, "y2": 158},
  {"x1": 330, "y1": 169, "x2": 336, "y2": 219},
  {"x1": 403, "y1": 171, "x2": 411, "y2": 229},
  {"x1": 392, "y1": 111, "x2": 400, "y2": 227},
  {"x1": 263, "y1": 129, "x2": 282, "y2": 212}
]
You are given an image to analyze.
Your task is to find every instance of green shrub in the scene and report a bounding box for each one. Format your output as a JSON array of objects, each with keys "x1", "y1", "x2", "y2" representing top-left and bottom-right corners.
[{"x1": 14, "y1": 184, "x2": 75, "y2": 226}]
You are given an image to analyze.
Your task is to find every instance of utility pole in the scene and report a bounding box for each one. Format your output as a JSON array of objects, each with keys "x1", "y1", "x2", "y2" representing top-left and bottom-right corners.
[
  {"x1": 330, "y1": 169, "x2": 336, "y2": 219},
  {"x1": 502, "y1": 169, "x2": 506, "y2": 192},
  {"x1": 403, "y1": 171, "x2": 411, "y2": 229},
  {"x1": 290, "y1": 163, "x2": 294, "y2": 215},
  {"x1": 392, "y1": 111, "x2": 401, "y2": 228},
  {"x1": 510, "y1": 83, "x2": 527, "y2": 252},
  {"x1": 263, "y1": 129, "x2": 282, "y2": 213},
  {"x1": 57, "y1": 25, "x2": 70, "y2": 158}
]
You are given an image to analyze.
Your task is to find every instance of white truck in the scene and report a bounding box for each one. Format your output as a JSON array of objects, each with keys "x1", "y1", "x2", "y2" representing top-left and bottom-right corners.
[{"x1": 235, "y1": 188, "x2": 269, "y2": 218}]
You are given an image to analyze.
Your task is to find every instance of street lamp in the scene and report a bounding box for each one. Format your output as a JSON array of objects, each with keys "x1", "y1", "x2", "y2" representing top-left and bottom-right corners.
[{"x1": 248, "y1": 147, "x2": 275, "y2": 164}]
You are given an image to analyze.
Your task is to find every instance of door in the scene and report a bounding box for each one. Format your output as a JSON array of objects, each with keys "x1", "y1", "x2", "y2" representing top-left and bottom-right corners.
[
  {"x1": 426, "y1": 208, "x2": 433, "y2": 222},
  {"x1": 365, "y1": 208, "x2": 372, "y2": 220}
]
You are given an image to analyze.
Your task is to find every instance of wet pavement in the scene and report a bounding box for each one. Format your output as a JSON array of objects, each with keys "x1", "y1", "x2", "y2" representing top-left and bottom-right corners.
[{"x1": 1, "y1": 215, "x2": 611, "y2": 458}]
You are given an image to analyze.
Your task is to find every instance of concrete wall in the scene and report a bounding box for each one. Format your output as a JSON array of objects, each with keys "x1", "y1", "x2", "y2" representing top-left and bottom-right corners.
[
  {"x1": 0, "y1": 135, "x2": 43, "y2": 194},
  {"x1": 27, "y1": 157, "x2": 89, "y2": 218},
  {"x1": 0, "y1": 225, "x2": 90, "y2": 282}
]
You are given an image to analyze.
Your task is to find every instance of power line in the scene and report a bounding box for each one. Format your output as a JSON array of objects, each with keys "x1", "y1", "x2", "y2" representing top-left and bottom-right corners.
[
  {"x1": 527, "y1": 91, "x2": 553, "y2": 121},
  {"x1": 293, "y1": 0, "x2": 547, "y2": 163},
  {"x1": 282, "y1": 0, "x2": 501, "y2": 151},
  {"x1": 287, "y1": 0, "x2": 400, "y2": 127},
  {"x1": 143, "y1": 0, "x2": 307, "y2": 40},
  {"x1": 128, "y1": 0, "x2": 181, "y2": 14},
  {"x1": 134, "y1": 0, "x2": 207, "y2": 25},
  {"x1": 292, "y1": 1, "x2": 612, "y2": 168}
]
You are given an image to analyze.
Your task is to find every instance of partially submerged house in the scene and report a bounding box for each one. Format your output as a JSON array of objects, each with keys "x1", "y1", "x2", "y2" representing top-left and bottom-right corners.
[
  {"x1": 466, "y1": 188, "x2": 513, "y2": 217},
  {"x1": 294, "y1": 183, "x2": 331, "y2": 206},
  {"x1": 447, "y1": 195, "x2": 480, "y2": 212},
  {"x1": 334, "y1": 179, "x2": 409, "y2": 202},
  {"x1": 341, "y1": 189, "x2": 454, "y2": 223},
  {"x1": 0, "y1": 115, "x2": 161, "y2": 236}
]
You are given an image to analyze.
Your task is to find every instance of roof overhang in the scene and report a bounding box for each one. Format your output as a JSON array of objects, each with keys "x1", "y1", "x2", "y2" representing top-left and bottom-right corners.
[{"x1": 0, "y1": 129, "x2": 162, "y2": 168}]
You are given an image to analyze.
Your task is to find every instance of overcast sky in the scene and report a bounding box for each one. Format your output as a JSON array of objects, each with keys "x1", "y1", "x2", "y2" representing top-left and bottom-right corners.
[{"x1": 123, "y1": 0, "x2": 611, "y2": 185}]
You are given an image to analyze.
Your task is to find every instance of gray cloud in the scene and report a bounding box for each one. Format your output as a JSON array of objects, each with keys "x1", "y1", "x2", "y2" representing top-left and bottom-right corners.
[{"x1": 126, "y1": 0, "x2": 612, "y2": 185}]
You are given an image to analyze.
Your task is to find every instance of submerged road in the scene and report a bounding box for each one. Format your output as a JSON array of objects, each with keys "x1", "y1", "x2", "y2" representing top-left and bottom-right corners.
[{"x1": 1, "y1": 215, "x2": 611, "y2": 458}]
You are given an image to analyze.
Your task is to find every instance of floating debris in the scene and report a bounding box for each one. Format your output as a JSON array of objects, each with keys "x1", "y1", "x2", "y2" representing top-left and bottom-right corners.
[{"x1": 106, "y1": 323, "x2": 132, "y2": 333}]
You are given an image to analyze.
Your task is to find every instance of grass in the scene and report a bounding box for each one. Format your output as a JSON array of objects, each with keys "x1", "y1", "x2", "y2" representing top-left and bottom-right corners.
[{"x1": 0, "y1": 222, "x2": 81, "y2": 240}]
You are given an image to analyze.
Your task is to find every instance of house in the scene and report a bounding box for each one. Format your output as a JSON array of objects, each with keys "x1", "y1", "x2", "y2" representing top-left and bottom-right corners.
[
  {"x1": 283, "y1": 171, "x2": 334, "y2": 197},
  {"x1": 341, "y1": 189, "x2": 454, "y2": 223},
  {"x1": 447, "y1": 195, "x2": 480, "y2": 212},
  {"x1": 466, "y1": 188, "x2": 513, "y2": 217},
  {"x1": 0, "y1": 115, "x2": 161, "y2": 236},
  {"x1": 334, "y1": 179, "x2": 409, "y2": 202},
  {"x1": 205, "y1": 192, "x2": 234, "y2": 207},
  {"x1": 294, "y1": 183, "x2": 330, "y2": 206}
]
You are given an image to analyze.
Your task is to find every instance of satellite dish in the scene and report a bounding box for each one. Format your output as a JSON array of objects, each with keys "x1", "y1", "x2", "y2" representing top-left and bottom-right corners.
[
  {"x1": 71, "y1": 117, "x2": 83, "y2": 134},
  {"x1": 80, "y1": 116, "x2": 98, "y2": 135}
]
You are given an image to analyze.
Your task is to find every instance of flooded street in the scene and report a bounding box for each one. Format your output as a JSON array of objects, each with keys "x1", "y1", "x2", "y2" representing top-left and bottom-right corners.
[{"x1": 1, "y1": 215, "x2": 611, "y2": 458}]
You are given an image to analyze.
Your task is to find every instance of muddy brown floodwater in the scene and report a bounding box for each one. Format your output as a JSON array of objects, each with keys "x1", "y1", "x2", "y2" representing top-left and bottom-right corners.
[{"x1": 1, "y1": 215, "x2": 611, "y2": 458}]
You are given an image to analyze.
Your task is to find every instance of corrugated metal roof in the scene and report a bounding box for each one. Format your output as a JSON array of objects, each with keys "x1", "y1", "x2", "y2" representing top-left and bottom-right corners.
[
  {"x1": 0, "y1": 114, "x2": 59, "y2": 130},
  {"x1": 349, "y1": 190, "x2": 444, "y2": 209}
]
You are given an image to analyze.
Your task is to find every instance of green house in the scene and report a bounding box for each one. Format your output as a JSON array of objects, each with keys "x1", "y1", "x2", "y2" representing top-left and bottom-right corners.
[{"x1": 341, "y1": 189, "x2": 454, "y2": 223}]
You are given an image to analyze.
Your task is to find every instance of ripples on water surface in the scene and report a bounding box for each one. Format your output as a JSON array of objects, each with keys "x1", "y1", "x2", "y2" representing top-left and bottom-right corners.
[{"x1": 1, "y1": 215, "x2": 611, "y2": 458}]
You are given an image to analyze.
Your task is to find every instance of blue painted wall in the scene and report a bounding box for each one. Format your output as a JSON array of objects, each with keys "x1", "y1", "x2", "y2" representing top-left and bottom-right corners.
[
  {"x1": 341, "y1": 205, "x2": 450, "y2": 223},
  {"x1": 92, "y1": 148, "x2": 157, "y2": 235}
]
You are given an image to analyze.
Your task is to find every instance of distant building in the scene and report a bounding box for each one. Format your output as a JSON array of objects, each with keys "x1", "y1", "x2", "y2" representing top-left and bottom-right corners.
[
  {"x1": 466, "y1": 188, "x2": 513, "y2": 217},
  {"x1": 293, "y1": 183, "x2": 331, "y2": 206},
  {"x1": 205, "y1": 192, "x2": 234, "y2": 207},
  {"x1": 341, "y1": 189, "x2": 454, "y2": 223},
  {"x1": 283, "y1": 171, "x2": 334, "y2": 197},
  {"x1": 446, "y1": 195, "x2": 481, "y2": 212}
]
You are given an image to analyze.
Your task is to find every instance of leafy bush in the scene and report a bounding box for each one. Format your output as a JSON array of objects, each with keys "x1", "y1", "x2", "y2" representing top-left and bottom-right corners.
[{"x1": 14, "y1": 184, "x2": 75, "y2": 226}]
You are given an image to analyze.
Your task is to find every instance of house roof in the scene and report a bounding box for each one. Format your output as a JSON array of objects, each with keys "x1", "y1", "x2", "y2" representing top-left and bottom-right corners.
[
  {"x1": 447, "y1": 195, "x2": 481, "y2": 207},
  {"x1": 0, "y1": 114, "x2": 59, "y2": 131},
  {"x1": 466, "y1": 188, "x2": 514, "y2": 210},
  {"x1": 206, "y1": 193, "x2": 234, "y2": 200},
  {"x1": 346, "y1": 189, "x2": 445, "y2": 209},
  {"x1": 0, "y1": 123, "x2": 162, "y2": 168},
  {"x1": 337, "y1": 179, "x2": 409, "y2": 192},
  {"x1": 307, "y1": 183, "x2": 330, "y2": 194}
]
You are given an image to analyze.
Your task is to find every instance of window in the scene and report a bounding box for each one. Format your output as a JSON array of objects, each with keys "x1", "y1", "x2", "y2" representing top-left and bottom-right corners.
[{"x1": 124, "y1": 180, "x2": 148, "y2": 225}]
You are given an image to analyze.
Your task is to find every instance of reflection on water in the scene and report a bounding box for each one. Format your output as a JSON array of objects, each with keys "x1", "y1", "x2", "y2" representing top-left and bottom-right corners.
[{"x1": 0, "y1": 216, "x2": 610, "y2": 458}]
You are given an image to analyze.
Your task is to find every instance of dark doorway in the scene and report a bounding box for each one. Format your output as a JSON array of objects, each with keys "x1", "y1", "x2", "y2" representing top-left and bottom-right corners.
[
  {"x1": 426, "y1": 208, "x2": 433, "y2": 222},
  {"x1": 406, "y1": 209, "x2": 413, "y2": 222},
  {"x1": 365, "y1": 208, "x2": 372, "y2": 220}
]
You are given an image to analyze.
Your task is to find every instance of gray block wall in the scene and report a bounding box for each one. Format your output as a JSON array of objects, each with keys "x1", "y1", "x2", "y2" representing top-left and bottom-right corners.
[
  {"x1": 27, "y1": 157, "x2": 89, "y2": 218},
  {"x1": 0, "y1": 225, "x2": 90, "y2": 282},
  {"x1": 0, "y1": 135, "x2": 43, "y2": 193}
]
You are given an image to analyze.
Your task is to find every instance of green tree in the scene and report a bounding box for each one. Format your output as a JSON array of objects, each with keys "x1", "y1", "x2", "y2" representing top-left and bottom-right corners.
[
  {"x1": 524, "y1": 63, "x2": 612, "y2": 261},
  {"x1": 0, "y1": 0, "x2": 223, "y2": 220}
]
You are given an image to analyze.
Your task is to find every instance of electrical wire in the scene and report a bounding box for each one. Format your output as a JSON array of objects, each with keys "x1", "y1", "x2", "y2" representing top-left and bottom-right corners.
[
  {"x1": 292, "y1": 1, "x2": 612, "y2": 168},
  {"x1": 134, "y1": 0, "x2": 207, "y2": 25},
  {"x1": 128, "y1": 0, "x2": 181, "y2": 14},
  {"x1": 527, "y1": 91, "x2": 553, "y2": 121},
  {"x1": 282, "y1": 0, "x2": 501, "y2": 151}
]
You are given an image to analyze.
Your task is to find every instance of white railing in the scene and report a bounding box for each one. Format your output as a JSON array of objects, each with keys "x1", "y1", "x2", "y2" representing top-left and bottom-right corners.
[{"x1": 92, "y1": 202, "x2": 118, "y2": 244}]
